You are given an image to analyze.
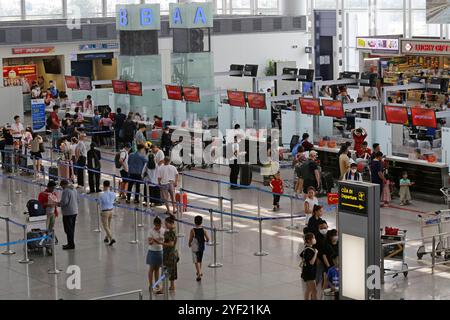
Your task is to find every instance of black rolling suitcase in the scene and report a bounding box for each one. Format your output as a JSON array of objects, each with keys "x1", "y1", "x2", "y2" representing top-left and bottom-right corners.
[
  {"x1": 27, "y1": 229, "x2": 53, "y2": 255},
  {"x1": 321, "y1": 172, "x2": 334, "y2": 194},
  {"x1": 48, "y1": 166, "x2": 59, "y2": 181},
  {"x1": 290, "y1": 135, "x2": 300, "y2": 152},
  {"x1": 240, "y1": 164, "x2": 253, "y2": 186}
]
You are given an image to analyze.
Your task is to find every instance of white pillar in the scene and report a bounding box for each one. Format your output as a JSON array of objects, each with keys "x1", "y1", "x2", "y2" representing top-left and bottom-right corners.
[{"x1": 280, "y1": 0, "x2": 307, "y2": 16}]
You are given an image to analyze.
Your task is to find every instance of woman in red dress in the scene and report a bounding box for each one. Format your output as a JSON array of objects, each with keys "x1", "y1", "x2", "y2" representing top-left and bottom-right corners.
[{"x1": 352, "y1": 127, "x2": 367, "y2": 156}]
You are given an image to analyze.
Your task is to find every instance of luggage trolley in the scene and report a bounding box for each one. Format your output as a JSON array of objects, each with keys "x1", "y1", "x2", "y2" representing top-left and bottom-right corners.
[
  {"x1": 416, "y1": 212, "x2": 443, "y2": 260},
  {"x1": 381, "y1": 227, "x2": 408, "y2": 278},
  {"x1": 436, "y1": 209, "x2": 450, "y2": 260}
]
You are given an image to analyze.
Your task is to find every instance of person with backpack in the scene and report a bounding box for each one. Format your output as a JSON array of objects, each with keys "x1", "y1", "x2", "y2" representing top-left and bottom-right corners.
[
  {"x1": 30, "y1": 132, "x2": 44, "y2": 180},
  {"x1": 87, "y1": 142, "x2": 102, "y2": 193},
  {"x1": 126, "y1": 143, "x2": 148, "y2": 204},
  {"x1": 115, "y1": 143, "x2": 131, "y2": 199},
  {"x1": 188, "y1": 215, "x2": 210, "y2": 282},
  {"x1": 114, "y1": 108, "x2": 126, "y2": 151},
  {"x1": 300, "y1": 233, "x2": 319, "y2": 300},
  {"x1": 38, "y1": 180, "x2": 59, "y2": 233},
  {"x1": 300, "y1": 151, "x2": 321, "y2": 194},
  {"x1": 142, "y1": 152, "x2": 160, "y2": 207}
]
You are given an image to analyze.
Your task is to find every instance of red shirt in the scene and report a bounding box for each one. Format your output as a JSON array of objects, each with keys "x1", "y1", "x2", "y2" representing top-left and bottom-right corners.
[
  {"x1": 353, "y1": 133, "x2": 367, "y2": 155},
  {"x1": 154, "y1": 120, "x2": 163, "y2": 128},
  {"x1": 357, "y1": 147, "x2": 372, "y2": 159},
  {"x1": 50, "y1": 112, "x2": 60, "y2": 130},
  {"x1": 271, "y1": 178, "x2": 284, "y2": 195},
  {"x1": 38, "y1": 190, "x2": 59, "y2": 217}
]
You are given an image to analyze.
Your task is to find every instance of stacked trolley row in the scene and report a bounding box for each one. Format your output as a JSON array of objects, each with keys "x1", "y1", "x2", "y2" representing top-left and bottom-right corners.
[{"x1": 416, "y1": 210, "x2": 450, "y2": 261}]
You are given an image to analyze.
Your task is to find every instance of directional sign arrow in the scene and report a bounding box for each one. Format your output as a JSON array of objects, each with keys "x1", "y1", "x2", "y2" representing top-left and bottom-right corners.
[{"x1": 341, "y1": 203, "x2": 364, "y2": 210}]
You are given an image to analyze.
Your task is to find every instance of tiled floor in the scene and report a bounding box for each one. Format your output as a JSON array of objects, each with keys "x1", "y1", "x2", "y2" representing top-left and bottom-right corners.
[{"x1": 0, "y1": 150, "x2": 450, "y2": 300}]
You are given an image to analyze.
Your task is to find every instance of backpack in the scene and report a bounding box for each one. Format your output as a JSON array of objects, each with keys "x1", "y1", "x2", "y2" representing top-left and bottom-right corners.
[
  {"x1": 147, "y1": 153, "x2": 156, "y2": 170},
  {"x1": 114, "y1": 151, "x2": 126, "y2": 169},
  {"x1": 299, "y1": 160, "x2": 314, "y2": 181},
  {"x1": 299, "y1": 246, "x2": 315, "y2": 269},
  {"x1": 292, "y1": 143, "x2": 302, "y2": 158},
  {"x1": 46, "y1": 115, "x2": 53, "y2": 129},
  {"x1": 27, "y1": 199, "x2": 46, "y2": 217}
]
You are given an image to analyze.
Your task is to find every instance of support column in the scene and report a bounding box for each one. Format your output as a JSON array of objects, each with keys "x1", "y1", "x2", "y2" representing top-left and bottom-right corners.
[{"x1": 280, "y1": 0, "x2": 307, "y2": 16}]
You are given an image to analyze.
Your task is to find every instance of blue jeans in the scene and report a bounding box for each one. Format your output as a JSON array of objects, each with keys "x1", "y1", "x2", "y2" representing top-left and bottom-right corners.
[{"x1": 51, "y1": 129, "x2": 61, "y2": 149}]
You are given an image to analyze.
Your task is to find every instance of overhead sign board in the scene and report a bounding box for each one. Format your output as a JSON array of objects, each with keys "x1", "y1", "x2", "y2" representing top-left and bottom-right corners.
[
  {"x1": 356, "y1": 37, "x2": 400, "y2": 53},
  {"x1": 169, "y1": 2, "x2": 213, "y2": 29},
  {"x1": 338, "y1": 183, "x2": 368, "y2": 216},
  {"x1": 116, "y1": 4, "x2": 161, "y2": 31},
  {"x1": 401, "y1": 39, "x2": 450, "y2": 56}
]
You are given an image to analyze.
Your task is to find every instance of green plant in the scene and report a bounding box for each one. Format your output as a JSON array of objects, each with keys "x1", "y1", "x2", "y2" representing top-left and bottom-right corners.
[{"x1": 265, "y1": 59, "x2": 276, "y2": 76}]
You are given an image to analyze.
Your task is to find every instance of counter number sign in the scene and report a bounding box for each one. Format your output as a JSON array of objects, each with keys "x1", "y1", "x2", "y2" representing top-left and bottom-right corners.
[{"x1": 338, "y1": 184, "x2": 368, "y2": 215}]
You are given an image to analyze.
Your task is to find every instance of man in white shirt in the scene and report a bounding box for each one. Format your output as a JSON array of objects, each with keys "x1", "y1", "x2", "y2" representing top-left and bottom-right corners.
[
  {"x1": 118, "y1": 143, "x2": 131, "y2": 199},
  {"x1": 157, "y1": 157, "x2": 179, "y2": 215},
  {"x1": 75, "y1": 133, "x2": 88, "y2": 188},
  {"x1": 151, "y1": 145, "x2": 165, "y2": 167},
  {"x1": 11, "y1": 115, "x2": 24, "y2": 142}
]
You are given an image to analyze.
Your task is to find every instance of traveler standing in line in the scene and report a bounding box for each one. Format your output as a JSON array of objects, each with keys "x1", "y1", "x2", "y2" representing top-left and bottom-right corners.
[
  {"x1": 304, "y1": 187, "x2": 319, "y2": 223},
  {"x1": 49, "y1": 105, "x2": 61, "y2": 150},
  {"x1": 87, "y1": 142, "x2": 102, "y2": 193},
  {"x1": 99, "y1": 113, "x2": 114, "y2": 146},
  {"x1": 11, "y1": 115, "x2": 24, "y2": 155},
  {"x1": 229, "y1": 135, "x2": 240, "y2": 189},
  {"x1": 300, "y1": 233, "x2": 319, "y2": 300},
  {"x1": 70, "y1": 137, "x2": 78, "y2": 183},
  {"x1": 151, "y1": 144, "x2": 165, "y2": 166},
  {"x1": 122, "y1": 112, "x2": 137, "y2": 149},
  {"x1": 58, "y1": 180, "x2": 78, "y2": 250},
  {"x1": 99, "y1": 180, "x2": 117, "y2": 246},
  {"x1": 38, "y1": 180, "x2": 59, "y2": 234},
  {"x1": 126, "y1": 143, "x2": 147, "y2": 204},
  {"x1": 135, "y1": 123, "x2": 147, "y2": 148},
  {"x1": 142, "y1": 152, "x2": 160, "y2": 207},
  {"x1": 162, "y1": 216, "x2": 178, "y2": 292},
  {"x1": 92, "y1": 109, "x2": 101, "y2": 145},
  {"x1": 114, "y1": 108, "x2": 126, "y2": 151},
  {"x1": 147, "y1": 216, "x2": 165, "y2": 295},
  {"x1": 30, "y1": 132, "x2": 44, "y2": 180},
  {"x1": 188, "y1": 215, "x2": 210, "y2": 282},
  {"x1": 338, "y1": 144, "x2": 351, "y2": 181},
  {"x1": 158, "y1": 157, "x2": 179, "y2": 215},
  {"x1": 117, "y1": 143, "x2": 131, "y2": 199},
  {"x1": 75, "y1": 132, "x2": 87, "y2": 189},
  {"x1": 307, "y1": 205, "x2": 326, "y2": 238},
  {"x1": 161, "y1": 126, "x2": 172, "y2": 156},
  {"x1": 370, "y1": 151, "x2": 386, "y2": 198}
]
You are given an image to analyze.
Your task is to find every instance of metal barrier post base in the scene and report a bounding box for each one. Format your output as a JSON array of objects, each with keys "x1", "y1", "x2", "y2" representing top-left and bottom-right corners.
[
  {"x1": 3, "y1": 202, "x2": 12, "y2": 207},
  {"x1": 208, "y1": 262, "x2": 223, "y2": 268},
  {"x1": 93, "y1": 228, "x2": 101, "y2": 233},
  {"x1": 254, "y1": 251, "x2": 269, "y2": 257},
  {"x1": 129, "y1": 240, "x2": 139, "y2": 244},
  {"x1": 206, "y1": 242, "x2": 216, "y2": 246},
  {"x1": 18, "y1": 259, "x2": 33, "y2": 264},
  {"x1": 2, "y1": 249, "x2": 15, "y2": 256},
  {"x1": 226, "y1": 229, "x2": 239, "y2": 234},
  {"x1": 286, "y1": 225, "x2": 299, "y2": 230},
  {"x1": 48, "y1": 269, "x2": 61, "y2": 275}
]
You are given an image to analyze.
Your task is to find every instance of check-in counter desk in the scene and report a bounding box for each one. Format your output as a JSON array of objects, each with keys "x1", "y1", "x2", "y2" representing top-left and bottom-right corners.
[{"x1": 384, "y1": 156, "x2": 448, "y2": 200}]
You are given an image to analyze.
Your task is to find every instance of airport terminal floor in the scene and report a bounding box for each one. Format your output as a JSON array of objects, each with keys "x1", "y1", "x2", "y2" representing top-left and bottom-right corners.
[{"x1": 0, "y1": 149, "x2": 448, "y2": 301}]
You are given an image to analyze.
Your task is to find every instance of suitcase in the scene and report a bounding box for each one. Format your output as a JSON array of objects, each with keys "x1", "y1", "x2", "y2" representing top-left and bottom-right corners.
[
  {"x1": 321, "y1": 172, "x2": 334, "y2": 194},
  {"x1": 58, "y1": 160, "x2": 71, "y2": 180},
  {"x1": 176, "y1": 193, "x2": 188, "y2": 212},
  {"x1": 290, "y1": 135, "x2": 300, "y2": 152},
  {"x1": 240, "y1": 164, "x2": 253, "y2": 186},
  {"x1": 48, "y1": 166, "x2": 59, "y2": 181},
  {"x1": 27, "y1": 229, "x2": 53, "y2": 255},
  {"x1": 26, "y1": 200, "x2": 46, "y2": 217}
]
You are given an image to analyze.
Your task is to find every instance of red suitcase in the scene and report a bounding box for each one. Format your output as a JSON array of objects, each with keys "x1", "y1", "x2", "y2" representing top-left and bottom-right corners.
[{"x1": 176, "y1": 193, "x2": 188, "y2": 212}]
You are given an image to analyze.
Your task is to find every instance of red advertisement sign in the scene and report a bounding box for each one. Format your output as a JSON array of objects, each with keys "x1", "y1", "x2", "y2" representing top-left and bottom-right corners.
[
  {"x1": 78, "y1": 77, "x2": 92, "y2": 91},
  {"x1": 322, "y1": 100, "x2": 344, "y2": 118},
  {"x1": 112, "y1": 80, "x2": 127, "y2": 94},
  {"x1": 299, "y1": 98, "x2": 321, "y2": 116},
  {"x1": 327, "y1": 193, "x2": 339, "y2": 205},
  {"x1": 165, "y1": 85, "x2": 183, "y2": 101},
  {"x1": 127, "y1": 81, "x2": 142, "y2": 96},
  {"x1": 411, "y1": 107, "x2": 437, "y2": 128},
  {"x1": 247, "y1": 93, "x2": 266, "y2": 110},
  {"x1": 227, "y1": 90, "x2": 246, "y2": 107},
  {"x1": 384, "y1": 105, "x2": 408, "y2": 125},
  {"x1": 12, "y1": 47, "x2": 55, "y2": 55},
  {"x1": 183, "y1": 86, "x2": 201, "y2": 103},
  {"x1": 3, "y1": 65, "x2": 37, "y2": 93},
  {"x1": 64, "y1": 76, "x2": 78, "y2": 90}
]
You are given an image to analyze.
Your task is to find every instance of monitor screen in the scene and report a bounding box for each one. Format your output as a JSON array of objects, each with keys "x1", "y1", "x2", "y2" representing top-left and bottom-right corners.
[
  {"x1": 322, "y1": 100, "x2": 345, "y2": 118},
  {"x1": 43, "y1": 58, "x2": 61, "y2": 74},
  {"x1": 230, "y1": 64, "x2": 244, "y2": 77},
  {"x1": 78, "y1": 77, "x2": 92, "y2": 91},
  {"x1": 127, "y1": 81, "x2": 142, "y2": 96},
  {"x1": 183, "y1": 86, "x2": 201, "y2": 103},
  {"x1": 384, "y1": 105, "x2": 408, "y2": 125},
  {"x1": 227, "y1": 90, "x2": 246, "y2": 107},
  {"x1": 298, "y1": 69, "x2": 315, "y2": 82},
  {"x1": 247, "y1": 93, "x2": 267, "y2": 109},
  {"x1": 282, "y1": 68, "x2": 298, "y2": 81},
  {"x1": 244, "y1": 64, "x2": 258, "y2": 77},
  {"x1": 299, "y1": 98, "x2": 321, "y2": 116},
  {"x1": 411, "y1": 107, "x2": 437, "y2": 128},
  {"x1": 112, "y1": 80, "x2": 127, "y2": 94},
  {"x1": 165, "y1": 85, "x2": 183, "y2": 101},
  {"x1": 64, "y1": 76, "x2": 79, "y2": 90}
]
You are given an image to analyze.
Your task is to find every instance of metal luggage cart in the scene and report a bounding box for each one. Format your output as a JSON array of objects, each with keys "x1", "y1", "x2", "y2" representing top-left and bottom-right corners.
[
  {"x1": 436, "y1": 209, "x2": 450, "y2": 260},
  {"x1": 416, "y1": 212, "x2": 443, "y2": 260},
  {"x1": 381, "y1": 229, "x2": 408, "y2": 278}
]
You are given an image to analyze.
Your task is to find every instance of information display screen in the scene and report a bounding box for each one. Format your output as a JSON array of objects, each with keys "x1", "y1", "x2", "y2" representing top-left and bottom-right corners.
[
  {"x1": 112, "y1": 80, "x2": 127, "y2": 94},
  {"x1": 411, "y1": 107, "x2": 437, "y2": 128},
  {"x1": 322, "y1": 100, "x2": 344, "y2": 118},
  {"x1": 227, "y1": 90, "x2": 246, "y2": 107},
  {"x1": 384, "y1": 105, "x2": 409, "y2": 125},
  {"x1": 247, "y1": 93, "x2": 267, "y2": 109},
  {"x1": 64, "y1": 76, "x2": 79, "y2": 90},
  {"x1": 299, "y1": 98, "x2": 321, "y2": 116},
  {"x1": 165, "y1": 85, "x2": 183, "y2": 101},
  {"x1": 183, "y1": 86, "x2": 201, "y2": 103},
  {"x1": 127, "y1": 81, "x2": 143, "y2": 96},
  {"x1": 78, "y1": 77, "x2": 92, "y2": 91}
]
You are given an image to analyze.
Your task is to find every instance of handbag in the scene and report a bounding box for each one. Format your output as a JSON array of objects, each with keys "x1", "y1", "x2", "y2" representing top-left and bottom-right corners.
[
  {"x1": 39, "y1": 143, "x2": 45, "y2": 153},
  {"x1": 191, "y1": 237, "x2": 199, "y2": 253}
]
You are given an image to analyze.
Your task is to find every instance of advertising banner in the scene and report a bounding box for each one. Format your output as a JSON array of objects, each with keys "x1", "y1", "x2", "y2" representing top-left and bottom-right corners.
[
  {"x1": 411, "y1": 107, "x2": 437, "y2": 128},
  {"x1": 183, "y1": 86, "x2": 201, "y2": 103},
  {"x1": 356, "y1": 37, "x2": 399, "y2": 52},
  {"x1": 65, "y1": 76, "x2": 79, "y2": 90},
  {"x1": 3, "y1": 65, "x2": 37, "y2": 93},
  {"x1": 384, "y1": 106, "x2": 409, "y2": 125},
  {"x1": 247, "y1": 93, "x2": 267, "y2": 110},
  {"x1": 227, "y1": 90, "x2": 246, "y2": 107},
  {"x1": 299, "y1": 98, "x2": 321, "y2": 116},
  {"x1": 127, "y1": 81, "x2": 143, "y2": 96},
  {"x1": 31, "y1": 99, "x2": 46, "y2": 133},
  {"x1": 112, "y1": 80, "x2": 128, "y2": 94},
  {"x1": 322, "y1": 100, "x2": 344, "y2": 118},
  {"x1": 12, "y1": 47, "x2": 55, "y2": 55},
  {"x1": 78, "y1": 77, "x2": 92, "y2": 91}
]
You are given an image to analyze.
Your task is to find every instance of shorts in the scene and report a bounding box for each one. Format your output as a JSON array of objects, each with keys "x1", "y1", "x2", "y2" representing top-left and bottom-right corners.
[
  {"x1": 160, "y1": 183, "x2": 175, "y2": 202},
  {"x1": 192, "y1": 250, "x2": 204, "y2": 263},
  {"x1": 30, "y1": 152, "x2": 42, "y2": 160},
  {"x1": 303, "y1": 179, "x2": 318, "y2": 194},
  {"x1": 146, "y1": 250, "x2": 163, "y2": 267},
  {"x1": 120, "y1": 170, "x2": 129, "y2": 179}
]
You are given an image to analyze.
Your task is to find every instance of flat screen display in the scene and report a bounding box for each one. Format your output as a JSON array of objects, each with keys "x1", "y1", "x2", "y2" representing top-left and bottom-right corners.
[
  {"x1": 112, "y1": 80, "x2": 127, "y2": 94},
  {"x1": 64, "y1": 76, "x2": 79, "y2": 90},
  {"x1": 384, "y1": 105, "x2": 408, "y2": 125},
  {"x1": 183, "y1": 86, "x2": 201, "y2": 103},
  {"x1": 165, "y1": 85, "x2": 183, "y2": 101},
  {"x1": 127, "y1": 81, "x2": 142, "y2": 96},
  {"x1": 322, "y1": 100, "x2": 344, "y2": 118},
  {"x1": 78, "y1": 77, "x2": 92, "y2": 91},
  {"x1": 247, "y1": 93, "x2": 267, "y2": 110},
  {"x1": 227, "y1": 90, "x2": 246, "y2": 107},
  {"x1": 411, "y1": 107, "x2": 437, "y2": 128},
  {"x1": 299, "y1": 98, "x2": 321, "y2": 116}
]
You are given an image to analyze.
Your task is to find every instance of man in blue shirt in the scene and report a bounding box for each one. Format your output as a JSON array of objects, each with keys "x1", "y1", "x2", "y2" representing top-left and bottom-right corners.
[
  {"x1": 370, "y1": 151, "x2": 385, "y2": 196},
  {"x1": 126, "y1": 143, "x2": 147, "y2": 204},
  {"x1": 99, "y1": 180, "x2": 117, "y2": 246}
]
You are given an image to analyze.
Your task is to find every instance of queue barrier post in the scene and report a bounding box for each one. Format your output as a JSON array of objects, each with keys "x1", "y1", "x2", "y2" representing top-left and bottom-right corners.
[
  {"x1": 226, "y1": 198, "x2": 238, "y2": 234},
  {"x1": 14, "y1": 154, "x2": 22, "y2": 194},
  {"x1": 432, "y1": 236, "x2": 436, "y2": 274},
  {"x1": 113, "y1": 175, "x2": 117, "y2": 196},
  {"x1": 129, "y1": 208, "x2": 139, "y2": 244},
  {"x1": 48, "y1": 232, "x2": 61, "y2": 274},
  {"x1": 208, "y1": 228, "x2": 223, "y2": 269},
  {"x1": 93, "y1": 200, "x2": 101, "y2": 233},
  {"x1": 206, "y1": 209, "x2": 216, "y2": 246},
  {"x1": 18, "y1": 226, "x2": 33, "y2": 264},
  {"x1": 3, "y1": 176, "x2": 13, "y2": 207},
  {"x1": 217, "y1": 197, "x2": 228, "y2": 232},
  {"x1": 254, "y1": 217, "x2": 268, "y2": 257},
  {"x1": 176, "y1": 205, "x2": 184, "y2": 238},
  {"x1": 163, "y1": 268, "x2": 169, "y2": 301},
  {"x1": 380, "y1": 240, "x2": 385, "y2": 285},
  {"x1": 137, "y1": 205, "x2": 145, "y2": 228},
  {"x1": 287, "y1": 197, "x2": 297, "y2": 230},
  {"x1": 1, "y1": 218, "x2": 16, "y2": 255}
]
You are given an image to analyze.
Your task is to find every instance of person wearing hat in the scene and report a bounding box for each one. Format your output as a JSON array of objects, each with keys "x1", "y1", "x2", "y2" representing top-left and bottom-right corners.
[
  {"x1": 58, "y1": 180, "x2": 78, "y2": 250},
  {"x1": 38, "y1": 180, "x2": 59, "y2": 233},
  {"x1": 118, "y1": 143, "x2": 131, "y2": 199},
  {"x1": 344, "y1": 163, "x2": 363, "y2": 182}
]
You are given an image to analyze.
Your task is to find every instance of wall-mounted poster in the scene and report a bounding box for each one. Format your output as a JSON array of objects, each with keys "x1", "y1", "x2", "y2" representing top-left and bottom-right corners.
[
  {"x1": 3, "y1": 65, "x2": 37, "y2": 93},
  {"x1": 426, "y1": 0, "x2": 450, "y2": 24}
]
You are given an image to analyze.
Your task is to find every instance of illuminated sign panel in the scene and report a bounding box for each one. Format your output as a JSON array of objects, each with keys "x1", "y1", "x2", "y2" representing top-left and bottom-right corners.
[
  {"x1": 338, "y1": 184, "x2": 368, "y2": 216},
  {"x1": 116, "y1": 4, "x2": 161, "y2": 31},
  {"x1": 169, "y1": 2, "x2": 213, "y2": 29}
]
